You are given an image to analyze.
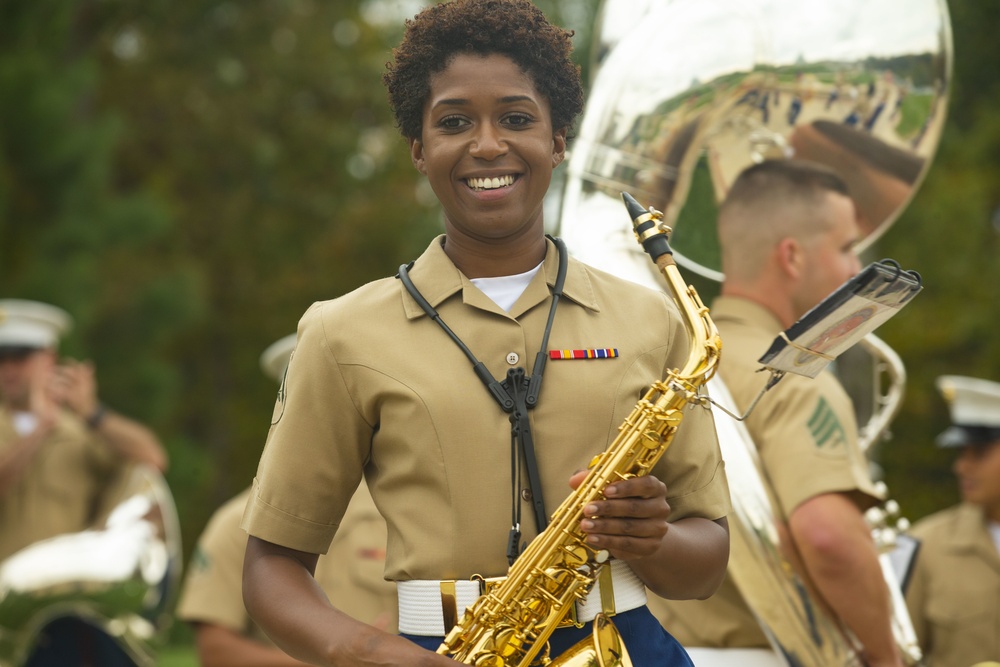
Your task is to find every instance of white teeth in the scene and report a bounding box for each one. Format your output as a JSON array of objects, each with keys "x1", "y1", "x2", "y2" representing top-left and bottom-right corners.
[{"x1": 467, "y1": 175, "x2": 515, "y2": 190}]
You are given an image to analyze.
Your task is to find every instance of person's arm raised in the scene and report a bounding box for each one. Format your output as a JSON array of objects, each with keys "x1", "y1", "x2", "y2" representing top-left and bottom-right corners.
[
  {"x1": 53, "y1": 359, "x2": 168, "y2": 471},
  {"x1": 0, "y1": 353, "x2": 58, "y2": 496}
]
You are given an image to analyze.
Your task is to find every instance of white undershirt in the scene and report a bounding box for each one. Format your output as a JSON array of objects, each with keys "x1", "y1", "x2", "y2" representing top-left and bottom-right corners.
[
  {"x1": 470, "y1": 262, "x2": 543, "y2": 312},
  {"x1": 989, "y1": 521, "x2": 1000, "y2": 554}
]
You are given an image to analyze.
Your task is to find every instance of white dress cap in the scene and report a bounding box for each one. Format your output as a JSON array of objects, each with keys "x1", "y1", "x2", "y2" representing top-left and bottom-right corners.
[
  {"x1": 259, "y1": 333, "x2": 297, "y2": 383},
  {"x1": 935, "y1": 375, "x2": 1000, "y2": 447},
  {"x1": 0, "y1": 299, "x2": 72, "y2": 349}
]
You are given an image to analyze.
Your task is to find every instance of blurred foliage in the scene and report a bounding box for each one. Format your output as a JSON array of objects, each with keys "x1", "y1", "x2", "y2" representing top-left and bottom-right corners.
[
  {"x1": 870, "y1": 0, "x2": 1000, "y2": 521},
  {"x1": 0, "y1": 0, "x2": 601, "y2": 591},
  {"x1": 0, "y1": 0, "x2": 997, "y2": 653},
  {"x1": 90, "y1": 0, "x2": 447, "y2": 551}
]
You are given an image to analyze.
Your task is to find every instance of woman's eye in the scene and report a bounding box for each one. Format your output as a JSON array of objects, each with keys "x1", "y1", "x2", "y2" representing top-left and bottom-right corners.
[
  {"x1": 504, "y1": 113, "x2": 533, "y2": 128},
  {"x1": 439, "y1": 116, "x2": 467, "y2": 130}
]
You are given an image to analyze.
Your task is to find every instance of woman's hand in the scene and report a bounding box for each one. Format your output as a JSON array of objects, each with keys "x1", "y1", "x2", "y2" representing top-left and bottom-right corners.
[
  {"x1": 569, "y1": 471, "x2": 671, "y2": 561},
  {"x1": 48, "y1": 358, "x2": 99, "y2": 418}
]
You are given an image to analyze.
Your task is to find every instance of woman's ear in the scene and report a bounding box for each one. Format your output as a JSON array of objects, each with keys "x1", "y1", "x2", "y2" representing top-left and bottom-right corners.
[
  {"x1": 551, "y1": 127, "x2": 568, "y2": 168},
  {"x1": 409, "y1": 138, "x2": 426, "y2": 174}
]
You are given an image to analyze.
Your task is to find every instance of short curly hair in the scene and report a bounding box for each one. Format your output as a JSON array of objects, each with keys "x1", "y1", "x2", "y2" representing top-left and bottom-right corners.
[{"x1": 383, "y1": 0, "x2": 584, "y2": 141}]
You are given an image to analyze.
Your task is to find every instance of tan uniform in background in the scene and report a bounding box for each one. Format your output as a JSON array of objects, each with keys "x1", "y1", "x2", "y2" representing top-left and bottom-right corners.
[
  {"x1": 177, "y1": 485, "x2": 397, "y2": 639},
  {"x1": 176, "y1": 331, "x2": 397, "y2": 665},
  {"x1": 1, "y1": 298, "x2": 170, "y2": 666},
  {"x1": 244, "y1": 236, "x2": 729, "y2": 587},
  {"x1": 0, "y1": 409, "x2": 121, "y2": 560},
  {"x1": 903, "y1": 375, "x2": 1000, "y2": 666},
  {"x1": 905, "y1": 504, "x2": 1000, "y2": 666},
  {"x1": 649, "y1": 296, "x2": 882, "y2": 646}
]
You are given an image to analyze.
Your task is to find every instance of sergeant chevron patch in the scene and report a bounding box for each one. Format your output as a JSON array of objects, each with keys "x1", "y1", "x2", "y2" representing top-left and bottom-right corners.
[{"x1": 808, "y1": 397, "x2": 847, "y2": 449}]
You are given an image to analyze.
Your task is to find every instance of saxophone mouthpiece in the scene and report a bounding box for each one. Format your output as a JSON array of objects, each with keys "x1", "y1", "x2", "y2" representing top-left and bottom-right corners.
[
  {"x1": 621, "y1": 192, "x2": 673, "y2": 263},
  {"x1": 621, "y1": 191, "x2": 648, "y2": 222}
]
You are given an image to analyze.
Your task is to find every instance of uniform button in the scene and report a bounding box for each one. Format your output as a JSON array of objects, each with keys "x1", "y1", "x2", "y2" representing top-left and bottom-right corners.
[
  {"x1": 506, "y1": 352, "x2": 520, "y2": 365},
  {"x1": 520, "y1": 488, "x2": 532, "y2": 501}
]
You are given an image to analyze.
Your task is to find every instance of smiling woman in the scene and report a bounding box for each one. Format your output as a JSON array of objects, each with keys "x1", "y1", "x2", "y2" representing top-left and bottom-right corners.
[
  {"x1": 407, "y1": 52, "x2": 567, "y2": 276},
  {"x1": 238, "y1": 2, "x2": 731, "y2": 666}
]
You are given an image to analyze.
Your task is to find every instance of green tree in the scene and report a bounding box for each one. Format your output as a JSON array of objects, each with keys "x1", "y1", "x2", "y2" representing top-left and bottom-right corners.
[
  {"x1": 873, "y1": 0, "x2": 1000, "y2": 521},
  {"x1": 88, "y1": 0, "x2": 450, "y2": 549},
  {"x1": 0, "y1": 1, "x2": 199, "y2": 431}
]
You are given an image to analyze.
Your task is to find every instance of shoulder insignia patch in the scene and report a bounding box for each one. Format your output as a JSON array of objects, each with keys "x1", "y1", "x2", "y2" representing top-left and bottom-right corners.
[
  {"x1": 807, "y1": 397, "x2": 847, "y2": 450},
  {"x1": 270, "y1": 365, "x2": 287, "y2": 425},
  {"x1": 190, "y1": 545, "x2": 212, "y2": 572}
]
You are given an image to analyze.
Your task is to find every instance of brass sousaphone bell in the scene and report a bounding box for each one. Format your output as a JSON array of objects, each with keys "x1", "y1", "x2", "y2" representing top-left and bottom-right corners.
[{"x1": 557, "y1": 0, "x2": 952, "y2": 664}]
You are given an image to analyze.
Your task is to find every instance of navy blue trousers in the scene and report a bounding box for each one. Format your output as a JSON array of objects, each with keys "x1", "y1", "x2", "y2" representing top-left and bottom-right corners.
[
  {"x1": 24, "y1": 617, "x2": 136, "y2": 667},
  {"x1": 402, "y1": 605, "x2": 694, "y2": 666}
]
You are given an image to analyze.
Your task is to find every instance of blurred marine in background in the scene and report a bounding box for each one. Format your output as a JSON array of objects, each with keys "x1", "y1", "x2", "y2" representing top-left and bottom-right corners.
[
  {"x1": 648, "y1": 161, "x2": 908, "y2": 667},
  {"x1": 0, "y1": 298, "x2": 170, "y2": 666},
  {"x1": 174, "y1": 334, "x2": 397, "y2": 667},
  {"x1": 905, "y1": 375, "x2": 1000, "y2": 666}
]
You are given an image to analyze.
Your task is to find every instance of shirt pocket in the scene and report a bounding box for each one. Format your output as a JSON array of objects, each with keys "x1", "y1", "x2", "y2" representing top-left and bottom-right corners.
[{"x1": 925, "y1": 584, "x2": 999, "y2": 659}]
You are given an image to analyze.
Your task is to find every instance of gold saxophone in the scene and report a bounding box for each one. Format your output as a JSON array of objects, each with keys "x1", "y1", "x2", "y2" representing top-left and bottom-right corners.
[{"x1": 435, "y1": 192, "x2": 722, "y2": 667}]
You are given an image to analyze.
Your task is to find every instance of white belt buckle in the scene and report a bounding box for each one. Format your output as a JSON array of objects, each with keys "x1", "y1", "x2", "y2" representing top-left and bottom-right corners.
[
  {"x1": 397, "y1": 561, "x2": 647, "y2": 636},
  {"x1": 574, "y1": 559, "x2": 647, "y2": 623}
]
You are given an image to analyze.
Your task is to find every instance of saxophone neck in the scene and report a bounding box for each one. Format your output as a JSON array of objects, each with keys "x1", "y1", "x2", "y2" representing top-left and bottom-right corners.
[{"x1": 621, "y1": 192, "x2": 721, "y2": 387}]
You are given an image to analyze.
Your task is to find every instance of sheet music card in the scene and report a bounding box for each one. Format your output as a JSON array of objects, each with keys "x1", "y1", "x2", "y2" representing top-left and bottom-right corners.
[{"x1": 758, "y1": 259, "x2": 922, "y2": 378}]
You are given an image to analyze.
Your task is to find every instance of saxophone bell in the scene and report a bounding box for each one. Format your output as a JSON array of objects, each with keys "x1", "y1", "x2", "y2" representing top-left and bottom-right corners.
[{"x1": 547, "y1": 614, "x2": 633, "y2": 667}]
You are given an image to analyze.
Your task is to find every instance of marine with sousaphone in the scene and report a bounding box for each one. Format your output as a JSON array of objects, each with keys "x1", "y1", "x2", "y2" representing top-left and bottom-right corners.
[{"x1": 556, "y1": 0, "x2": 953, "y2": 664}]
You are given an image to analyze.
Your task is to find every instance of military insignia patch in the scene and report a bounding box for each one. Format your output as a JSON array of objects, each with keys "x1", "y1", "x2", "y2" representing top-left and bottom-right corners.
[
  {"x1": 271, "y1": 378, "x2": 286, "y2": 425},
  {"x1": 190, "y1": 545, "x2": 211, "y2": 572},
  {"x1": 808, "y1": 397, "x2": 847, "y2": 449}
]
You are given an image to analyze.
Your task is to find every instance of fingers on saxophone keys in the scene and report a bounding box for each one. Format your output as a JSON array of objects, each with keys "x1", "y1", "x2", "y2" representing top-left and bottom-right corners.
[
  {"x1": 605, "y1": 476, "x2": 667, "y2": 499},
  {"x1": 580, "y1": 516, "x2": 668, "y2": 540},
  {"x1": 584, "y1": 529, "x2": 668, "y2": 559},
  {"x1": 584, "y1": 497, "x2": 671, "y2": 522}
]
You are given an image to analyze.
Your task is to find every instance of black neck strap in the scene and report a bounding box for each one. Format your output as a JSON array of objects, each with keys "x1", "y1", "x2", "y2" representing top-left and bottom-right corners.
[{"x1": 397, "y1": 236, "x2": 568, "y2": 563}]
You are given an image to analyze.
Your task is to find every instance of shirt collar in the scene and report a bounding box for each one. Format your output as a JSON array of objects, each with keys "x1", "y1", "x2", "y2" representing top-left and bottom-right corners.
[
  {"x1": 400, "y1": 235, "x2": 599, "y2": 320},
  {"x1": 711, "y1": 295, "x2": 784, "y2": 334}
]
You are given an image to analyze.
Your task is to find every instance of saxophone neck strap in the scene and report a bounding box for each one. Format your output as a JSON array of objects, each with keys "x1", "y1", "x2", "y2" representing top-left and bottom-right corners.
[{"x1": 396, "y1": 236, "x2": 568, "y2": 559}]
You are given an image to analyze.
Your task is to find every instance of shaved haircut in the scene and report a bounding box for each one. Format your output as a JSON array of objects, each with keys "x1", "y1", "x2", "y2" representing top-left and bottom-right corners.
[{"x1": 718, "y1": 159, "x2": 851, "y2": 281}]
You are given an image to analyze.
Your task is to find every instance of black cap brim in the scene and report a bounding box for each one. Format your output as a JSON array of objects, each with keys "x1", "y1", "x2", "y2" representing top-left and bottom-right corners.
[
  {"x1": 936, "y1": 425, "x2": 1000, "y2": 448},
  {"x1": 0, "y1": 345, "x2": 42, "y2": 358}
]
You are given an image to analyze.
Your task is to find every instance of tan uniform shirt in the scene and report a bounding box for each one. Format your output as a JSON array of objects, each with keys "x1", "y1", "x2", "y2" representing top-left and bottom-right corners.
[
  {"x1": 906, "y1": 503, "x2": 1000, "y2": 666},
  {"x1": 0, "y1": 408, "x2": 119, "y2": 560},
  {"x1": 649, "y1": 296, "x2": 882, "y2": 647},
  {"x1": 243, "y1": 236, "x2": 730, "y2": 583},
  {"x1": 178, "y1": 486, "x2": 397, "y2": 642}
]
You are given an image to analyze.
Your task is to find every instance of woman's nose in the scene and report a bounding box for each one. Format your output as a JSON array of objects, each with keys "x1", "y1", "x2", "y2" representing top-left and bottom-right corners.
[{"x1": 470, "y1": 125, "x2": 507, "y2": 159}]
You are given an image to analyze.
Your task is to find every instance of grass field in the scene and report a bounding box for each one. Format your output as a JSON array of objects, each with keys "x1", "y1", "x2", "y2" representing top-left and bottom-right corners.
[{"x1": 155, "y1": 644, "x2": 198, "y2": 666}]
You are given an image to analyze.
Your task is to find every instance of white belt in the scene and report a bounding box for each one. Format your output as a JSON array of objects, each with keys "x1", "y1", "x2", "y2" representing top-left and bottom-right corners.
[
  {"x1": 396, "y1": 559, "x2": 647, "y2": 636},
  {"x1": 684, "y1": 648, "x2": 784, "y2": 667}
]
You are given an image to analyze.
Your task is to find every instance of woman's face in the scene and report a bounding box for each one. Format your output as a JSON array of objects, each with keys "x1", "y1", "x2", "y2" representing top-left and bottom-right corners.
[{"x1": 409, "y1": 53, "x2": 566, "y2": 261}]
